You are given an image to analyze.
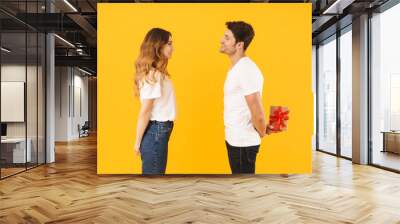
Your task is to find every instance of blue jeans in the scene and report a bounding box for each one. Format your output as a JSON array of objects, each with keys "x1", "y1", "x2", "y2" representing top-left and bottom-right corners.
[{"x1": 140, "y1": 120, "x2": 174, "y2": 174}]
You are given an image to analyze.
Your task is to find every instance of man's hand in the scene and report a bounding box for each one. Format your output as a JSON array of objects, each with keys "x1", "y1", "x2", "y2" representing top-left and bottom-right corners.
[{"x1": 266, "y1": 125, "x2": 279, "y2": 135}]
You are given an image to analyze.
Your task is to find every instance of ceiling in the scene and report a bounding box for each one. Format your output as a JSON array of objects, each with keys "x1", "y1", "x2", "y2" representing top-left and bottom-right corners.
[
  {"x1": 1, "y1": 0, "x2": 97, "y2": 74},
  {"x1": 0, "y1": 0, "x2": 395, "y2": 75}
]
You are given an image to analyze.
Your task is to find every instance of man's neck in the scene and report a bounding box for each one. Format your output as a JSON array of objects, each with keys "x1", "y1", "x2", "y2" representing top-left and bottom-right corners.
[{"x1": 229, "y1": 52, "x2": 246, "y2": 68}]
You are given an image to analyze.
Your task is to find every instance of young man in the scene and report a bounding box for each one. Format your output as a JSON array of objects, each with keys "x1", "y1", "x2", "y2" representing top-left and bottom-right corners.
[{"x1": 220, "y1": 21, "x2": 272, "y2": 174}]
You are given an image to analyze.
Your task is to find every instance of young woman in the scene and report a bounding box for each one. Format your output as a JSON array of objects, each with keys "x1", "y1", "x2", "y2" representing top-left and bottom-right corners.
[{"x1": 134, "y1": 28, "x2": 176, "y2": 174}]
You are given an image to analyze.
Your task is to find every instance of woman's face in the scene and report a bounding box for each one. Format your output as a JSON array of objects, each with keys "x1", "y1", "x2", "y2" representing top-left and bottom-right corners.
[{"x1": 162, "y1": 36, "x2": 173, "y2": 59}]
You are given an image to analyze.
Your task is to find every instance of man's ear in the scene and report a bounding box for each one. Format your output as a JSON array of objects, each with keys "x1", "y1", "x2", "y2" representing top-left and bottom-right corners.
[{"x1": 236, "y1": 41, "x2": 244, "y2": 51}]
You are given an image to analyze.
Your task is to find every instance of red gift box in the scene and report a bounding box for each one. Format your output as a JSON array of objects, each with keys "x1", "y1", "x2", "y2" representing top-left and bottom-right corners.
[{"x1": 269, "y1": 106, "x2": 289, "y2": 132}]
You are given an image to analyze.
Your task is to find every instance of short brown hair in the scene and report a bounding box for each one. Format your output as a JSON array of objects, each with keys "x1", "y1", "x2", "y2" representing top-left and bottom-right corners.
[{"x1": 225, "y1": 21, "x2": 255, "y2": 51}]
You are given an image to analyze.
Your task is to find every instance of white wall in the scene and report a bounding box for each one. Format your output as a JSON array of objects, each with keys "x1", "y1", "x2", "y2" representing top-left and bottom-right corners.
[
  {"x1": 55, "y1": 67, "x2": 89, "y2": 141},
  {"x1": 1, "y1": 65, "x2": 26, "y2": 132},
  {"x1": 72, "y1": 72, "x2": 89, "y2": 138},
  {"x1": 1, "y1": 65, "x2": 39, "y2": 138},
  {"x1": 55, "y1": 66, "x2": 70, "y2": 141}
]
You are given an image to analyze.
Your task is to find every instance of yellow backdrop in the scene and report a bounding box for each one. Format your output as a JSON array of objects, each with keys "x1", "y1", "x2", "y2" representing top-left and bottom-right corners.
[{"x1": 97, "y1": 3, "x2": 313, "y2": 174}]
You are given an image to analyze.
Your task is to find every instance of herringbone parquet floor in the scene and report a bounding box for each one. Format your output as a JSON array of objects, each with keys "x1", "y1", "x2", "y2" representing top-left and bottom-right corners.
[{"x1": 1, "y1": 133, "x2": 400, "y2": 224}]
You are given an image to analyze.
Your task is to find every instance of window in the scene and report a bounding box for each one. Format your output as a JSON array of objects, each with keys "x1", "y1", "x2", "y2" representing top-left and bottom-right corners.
[
  {"x1": 0, "y1": 1, "x2": 46, "y2": 179},
  {"x1": 317, "y1": 35, "x2": 337, "y2": 154},
  {"x1": 370, "y1": 2, "x2": 400, "y2": 171},
  {"x1": 339, "y1": 28, "x2": 352, "y2": 158}
]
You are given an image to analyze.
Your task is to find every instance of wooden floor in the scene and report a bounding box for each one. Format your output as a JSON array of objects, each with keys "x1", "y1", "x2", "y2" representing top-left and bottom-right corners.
[
  {"x1": 1, "y1": 163, "x2": 45, "y2": 178},
  {"x1": 0, "y1": 167, "x2": 26, "y2": 178},
  {"x1": 1, "y1": 134, "x2": 400, "y2": 223}
]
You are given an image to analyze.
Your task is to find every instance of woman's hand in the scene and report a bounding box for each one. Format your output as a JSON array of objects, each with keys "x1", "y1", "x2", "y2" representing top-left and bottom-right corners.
[
  {"x1": 134, "y1": 99, "x2": 155, "y2": 156},
  {"x1": 134, "y1": 141, "x2": 141, "y2": 156}
]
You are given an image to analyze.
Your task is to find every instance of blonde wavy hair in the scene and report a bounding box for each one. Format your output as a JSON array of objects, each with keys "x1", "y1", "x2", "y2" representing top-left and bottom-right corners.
[{"x1": 134, "y1": 28, "x2": 171, "y2": 94}]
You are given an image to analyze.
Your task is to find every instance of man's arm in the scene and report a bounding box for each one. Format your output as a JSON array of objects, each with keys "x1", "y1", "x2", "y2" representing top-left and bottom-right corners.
[{"x1": 245, "y1": 92, "x2": 267, "y2": 137}]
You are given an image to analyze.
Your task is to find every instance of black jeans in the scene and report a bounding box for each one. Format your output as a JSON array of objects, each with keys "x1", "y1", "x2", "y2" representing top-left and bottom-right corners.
[{"x1": 225, "y1": 141, "x2": 260, "y2": 174}]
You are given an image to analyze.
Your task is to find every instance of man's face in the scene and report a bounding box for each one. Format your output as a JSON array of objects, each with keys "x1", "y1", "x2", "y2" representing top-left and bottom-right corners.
[{"x1": 219, "y1": 29, "x2": 238, "y2": 55}]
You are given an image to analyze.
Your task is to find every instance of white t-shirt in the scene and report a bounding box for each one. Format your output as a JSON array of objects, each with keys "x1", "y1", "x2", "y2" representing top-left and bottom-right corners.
[
  {"x1": 224, "y1": 57, "x2": 264, "y2": 147},
  {"x1": 139, "y1": 71, "x2": 176, "y2": 121}
]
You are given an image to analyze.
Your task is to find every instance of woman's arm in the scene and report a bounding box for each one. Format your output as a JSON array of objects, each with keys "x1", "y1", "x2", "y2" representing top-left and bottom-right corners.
[{"x1": 134, "y1": 99, "x2": 155, "y2": 155}]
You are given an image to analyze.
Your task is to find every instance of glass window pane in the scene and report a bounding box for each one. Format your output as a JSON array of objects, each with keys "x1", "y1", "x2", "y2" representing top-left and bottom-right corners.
[
  {"x1": 1, "y1": 30, "x2": 27, "y2": 177},
  {"x1": 371, "y1": 3, "x2": 400, "y2": 171},
  {"x1": 27, "y1": 31, "x2": 38, "y2": 169},
  {"x1": 1, "y1": 1, "x2": 46, "y2": 179},
  {"x1": 340, "y1": 29, "x2": 352, "y2": 158},
  {"x1": 318, "y1": 36, "x2": 337, "y2": 154},
  {"x1": 38, "y1": 32, "x2": 45, "y2": 165}
]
